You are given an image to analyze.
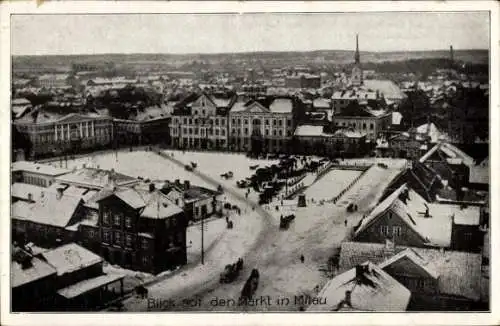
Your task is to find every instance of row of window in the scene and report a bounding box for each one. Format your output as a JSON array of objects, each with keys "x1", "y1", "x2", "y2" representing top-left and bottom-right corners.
[
  {"x1": 379, "y1": 225, "x2": 402, "y2": 237},
  {"x1": 177, "y1": 117, "x2": 226, "y2": 126},
  {"x1": 176, "y1": 127, "x2": 226, "y2": 137},
  {"x1": 231, "y1": 128, "x2": 291, "y2": 137},
  {"x1": 231, "y1": 118, "x2": 291, "y2": 127},
  {"x1": 35, "y1": 129, "x2": 109, "y2": 143},
  {"x1": 23, "y1": 175, "x2": 49, "y2": 187},
  {"x1": 101, "y1": 230, "x2": 150, "y2": 249},
  {"x1": 182, "y1": 138, "x2": 226, "y2": 147},
  {"x1": 335, "y1": 121, "x2": 375, "y2": 130},
  {"x1": 102, "y1": 210, "x2": 180, "y2": 229}
]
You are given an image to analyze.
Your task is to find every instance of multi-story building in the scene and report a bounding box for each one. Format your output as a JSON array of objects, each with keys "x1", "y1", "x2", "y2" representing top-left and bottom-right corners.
[
  {"x1": 93, "y1": 185, "x2": 187, "y2": 273},
  {"x1": 12, "y1": 243, "x2": 125, "y2": 311},
  {"x1": 293, "y1": 124, "x2": 368, "y2": 157},
  {"x1": 169, "y1": 93, "x2": 236, "y2": 150},
  {"x1": 228, "y1": 97, "x2": 295, "y2": 153},
  {"x1": 11, "y1": 161, "x2": 70, "y2": 188},
  {"x1": 13, "y1": 111, "x2": 114, "y2": 158},
  {"x1": 36, "y1": 74, "x2": 73, "y2": 89},
  {"x1": 353, "y1": 184, "x2": 483, "y2": 252},
  {"x1": 332, "y1": 100, "x2": 392, "y2": 142},
  {"x1": 161, "y1": 180, "x2": 222, "y2": 222},
  {"x1": 113, "y1": 105, "x2": 172, "y2": 146}
]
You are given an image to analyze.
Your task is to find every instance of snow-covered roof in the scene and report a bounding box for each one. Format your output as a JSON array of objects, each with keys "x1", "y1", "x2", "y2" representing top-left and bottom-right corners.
[
  {"x1": 469, "y1": 165, "x2": 489, "y2": 185},
  {"x1": 339, "y1": 242, "x2": 483, "y2": 301},
  {"x1": 42, "y1": 243, "x2": 102, "y2": 276},
  {"x1": 294, "y1": 125, "x2": 324, "y2": 137},
  {"x1": 57, "y1": 273, "x2": 124, "y2": 299},
  {"x1": 430, "y1": 204, "x2": 480, "y2": 226},
  {"x1": 12, "y1": 161, "x2": 70, "y2": 176},
  {"x1": 97, "y1": 187, "x2": 183, "y2": 219},
  {"x1": 354, "y1": 184, "x2": 453, "y2": 247},
  {"x1": 415, "y1": 123, "x2": 446, "y2": 143},
  {"x1": 379, "y1": 248, "x2": 439, "y2": 279},
  {"x1": 13, "y1": 190, "x2": 83, "y2": 228},
  {"x1": 12, "y1": 98, "x2": 31, "y2": 106},
  {"x1": 269, "y1": 98, "x2": 293, "y2": 113},
  {"x1": 363, "y1": 79, "x2": 406, "y2": 100},
  {"x1": 392, "y1": 112, "x2": 403, "y2": 125},
  {"x1": 56, "y1": 167, "x2": 138, "y2": 189},
  {"x1": 11, "y1": 249, "x2": 56, "y2": 288},
  {"x1": 312, "y1": 98, "x2": 331, "y2": 109},
  {"x1": 440, "y1": 143, "x2": 475, "y2": 167},
  {"x1": 11, "y1": 183, "x2": 45, "y2": 201},
  {"x1": 311, "y1": 261, "x2": 410, "y2": 311}
]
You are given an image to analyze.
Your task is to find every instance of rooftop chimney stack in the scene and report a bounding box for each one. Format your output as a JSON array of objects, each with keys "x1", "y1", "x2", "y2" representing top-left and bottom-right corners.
[
  {"x1": 56, "y1": 187, "x2": 64, "y2": 200},
  {"x1": 184, "y1": 180, "x2": 190, "y2": 189},
  {"x1": 149, "y1": 183, "x2": 156, "y2": 192}
]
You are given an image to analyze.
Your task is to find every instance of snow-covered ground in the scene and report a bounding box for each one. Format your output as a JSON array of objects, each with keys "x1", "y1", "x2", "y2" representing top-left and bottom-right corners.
[
  {"x1": 304, "y1": 169, "x2": 362, "y2": 201},
  {"x1": 161, "y1": 150, "x2": 281, "y2": 194},
  {"x1": 47, "y1": 150, "x2": 215, "y2": 190},
  {"x1": 164, "y1": 162, "x2": 406, "y2": 312}
]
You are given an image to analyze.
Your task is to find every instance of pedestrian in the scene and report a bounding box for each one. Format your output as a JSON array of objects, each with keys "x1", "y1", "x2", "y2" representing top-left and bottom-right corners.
[
  {"x1": 300, "y1": 255, "x2": 305, "y2": 263},
  {"x1": 344, "y1": 219, "x2": 348, "y2": 227}
]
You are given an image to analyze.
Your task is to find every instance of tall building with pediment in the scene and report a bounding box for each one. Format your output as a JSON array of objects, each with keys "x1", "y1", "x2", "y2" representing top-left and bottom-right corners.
[
  {"x1": 351, "y1": 34, "x2": 363, "y2": 86},
  {"x1": 228, "y1": 98, "x2": 295, "y2": 153}
]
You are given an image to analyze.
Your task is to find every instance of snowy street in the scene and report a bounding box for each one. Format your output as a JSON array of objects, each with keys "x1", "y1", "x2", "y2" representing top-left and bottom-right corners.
[{"x1": 50, "y1": 149, "x2": 406, "y2": 311}]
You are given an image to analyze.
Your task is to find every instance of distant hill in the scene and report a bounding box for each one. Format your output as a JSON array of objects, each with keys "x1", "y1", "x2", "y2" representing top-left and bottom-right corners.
[{"x1": 12, "y1": 49, "x2": 488, "y2": 73}]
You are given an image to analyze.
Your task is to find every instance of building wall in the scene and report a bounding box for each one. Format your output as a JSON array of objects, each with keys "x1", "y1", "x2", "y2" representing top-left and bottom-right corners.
[
  {"x1": 12, "y1": 273, "x2": 57, "y2": 312},
  {"x1": 97, "y1": 196, "x2": 187, "y2": 274},
  {"x1": 170, "y1": 114, "x2": 228, "y2": 150},
  {"x1": 332, "y1": 114, "x2": 391, "y2": 141},
  {"x1": 353, "y1": 209, "x2": 427, "y2": 247},
  {"x1": 14, "y1": 118, "x2": 113, "y2": 157},
  {"x1": 451, "y1": 223, "x2": 482, "y2": 253},
  {"x1": 228, "y1": 112, "x2": 293, "y2": 153}
]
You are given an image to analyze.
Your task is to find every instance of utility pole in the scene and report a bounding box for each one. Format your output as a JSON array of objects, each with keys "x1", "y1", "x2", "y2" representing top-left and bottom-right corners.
[{"x1": 201, "y1": 211, "x2": 205, "y2": 265}]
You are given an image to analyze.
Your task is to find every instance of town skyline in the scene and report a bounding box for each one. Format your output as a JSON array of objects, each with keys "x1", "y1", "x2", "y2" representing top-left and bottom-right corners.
[{"x1": 11, "y1": 12, "x2": 489, "y2": 55}]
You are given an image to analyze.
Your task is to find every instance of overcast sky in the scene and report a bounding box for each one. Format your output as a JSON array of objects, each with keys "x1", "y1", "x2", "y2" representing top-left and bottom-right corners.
[{"x1": 11, "y1": 12, "x2": 489, "y2": 55}]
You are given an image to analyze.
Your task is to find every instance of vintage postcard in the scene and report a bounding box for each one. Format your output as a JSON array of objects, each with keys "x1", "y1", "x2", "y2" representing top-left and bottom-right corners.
[{"x1": 0, "y1": 1, "x2": 498, "y2": 325}]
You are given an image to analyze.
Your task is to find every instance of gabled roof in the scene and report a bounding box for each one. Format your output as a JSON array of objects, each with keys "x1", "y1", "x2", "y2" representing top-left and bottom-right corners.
[
  {"x1": 339, "y1": 242, "x2": 483, "y2": 301},
  {"x1": 11, "y1": 248, "x2": 57, "y2": 288},
  {"x1": 230, "y1": 100, "x2": 270, "y2": 114},
  {"x1": 96, "y1": 187, "x2": 183, "y2": 219},
  {"x1": 354, "y1": 184, "x2": 453, "y2": 247},
  {"x1": 311, "y1": 261, "x2": 410, "y2": 311},
  {"x1": 13, "y1": 191, "x2": 83, "y2": 228},
  {"x1": 379, "y1": 248, "x2": 440, "y2": 279},
  {"x1": 140, "y1": 191, "x2": 184, "y2": 219}
]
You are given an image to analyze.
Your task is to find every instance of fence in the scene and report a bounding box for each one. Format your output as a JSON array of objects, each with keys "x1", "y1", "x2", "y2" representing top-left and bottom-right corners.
[
  {"x1": 283, "y1": 181, "x2": 306, "y2": 199},
  {"x1": 329, "y1": 165, "x2": 374, "y2": 205}
]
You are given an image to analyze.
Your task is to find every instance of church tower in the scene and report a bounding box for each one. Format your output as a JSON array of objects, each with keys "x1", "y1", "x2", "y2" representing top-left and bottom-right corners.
[{"x1": 351, "y1": 34, "x2": 363, "y2": 86}]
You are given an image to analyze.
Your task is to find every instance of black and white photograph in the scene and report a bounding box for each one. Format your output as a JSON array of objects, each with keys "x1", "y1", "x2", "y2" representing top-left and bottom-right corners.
[{"x1": 1, "y1": 1, "x2": 498, "y2": 325}]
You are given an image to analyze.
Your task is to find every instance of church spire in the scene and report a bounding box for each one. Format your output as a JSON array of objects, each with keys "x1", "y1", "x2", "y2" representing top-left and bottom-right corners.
[{"x1": 355, "y1": 34, "x2": 360, "y2": 64}]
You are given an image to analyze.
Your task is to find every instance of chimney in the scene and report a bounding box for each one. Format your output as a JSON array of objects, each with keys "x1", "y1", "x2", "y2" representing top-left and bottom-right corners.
[
  {"x1": 175, "y1": 179, "x2": 180, "y2": 186},
  {"x1": 56, "y1": 187, "x2": 64, "y2": 199},
  {"x1": 355, "y1": 264, "x2": 365, "y2": 279},
  {"x1": 27, "y1": 193, "x2": 33, "y2": 202},
  {"x1": 184, "y1": 180, "x2": 190, "y2": 189},
  {"x1": 344, "y1": 290, "x2": 352, "y2": 307},
  {"x1": 149, "y1": 183, "x2": 155, "y2": 192}
]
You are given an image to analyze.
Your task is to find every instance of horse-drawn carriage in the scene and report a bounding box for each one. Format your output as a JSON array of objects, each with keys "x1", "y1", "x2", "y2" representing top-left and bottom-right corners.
[
  {"x1": 241, "y1": 268, "x2": 260, "y2": 299},
  {"x1": 220, "y1": 171, "x2": 234, "y2": 179},
  {"x1": 279, "y1": 214, "x2": 296, "y2": 230},
  {"x1": 220, "y1": 258, "x2": 244, "y2": 283}
]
